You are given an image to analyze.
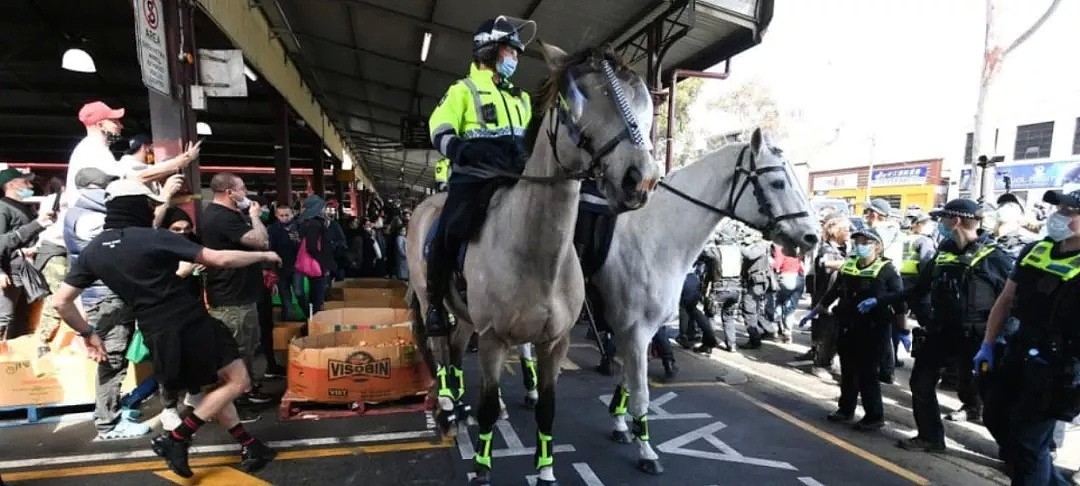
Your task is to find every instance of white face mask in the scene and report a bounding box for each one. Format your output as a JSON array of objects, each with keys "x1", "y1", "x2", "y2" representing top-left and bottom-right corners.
[{"x1": 1046, "y1": 212, "x2": 1075, "y2": 242}]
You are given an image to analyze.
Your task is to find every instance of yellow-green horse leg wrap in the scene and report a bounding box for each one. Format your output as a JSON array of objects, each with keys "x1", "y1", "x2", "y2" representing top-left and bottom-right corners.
[
  {"x1": 535, "y1": 432, "x2": 554, "y2": 469},
  {"x1": 632, "y1": 414, "x2": 650, "y2": 442},
  {"x1": 609, "y1": 385, "x2": 629, "y2": 416},
  {"x1": 474, "y1": 431, "x2": 494, "y2": 469}
]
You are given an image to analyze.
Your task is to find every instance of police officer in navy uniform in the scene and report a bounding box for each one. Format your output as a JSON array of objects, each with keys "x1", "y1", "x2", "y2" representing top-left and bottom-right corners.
[
  {"x1": 740, "y1": 229, "x2": 775, "y2": 348},
  {"x1": 976, "y1": 188, "x2": 1080, "y2": 485},
  {"x1": 861, "y1": 199, "x2": 1013, "y2": 452},
  {"x1": 701, "y1": 228, "x2": 743, "y2": 353},
  {"x1": 803, "y1": 227, "x2": 903, "y2": 431},
  {"x1": 424, "y1": 16, "x2": 536, "y2": 335}
]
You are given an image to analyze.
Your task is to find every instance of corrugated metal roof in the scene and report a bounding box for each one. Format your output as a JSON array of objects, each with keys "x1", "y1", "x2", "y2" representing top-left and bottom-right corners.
[{"x1": 257, "y1": 0, "x2": 773, "y2": 199}]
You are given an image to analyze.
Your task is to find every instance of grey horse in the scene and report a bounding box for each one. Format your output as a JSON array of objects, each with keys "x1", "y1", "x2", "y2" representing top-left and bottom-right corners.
[
  {"x1": 593, "y1": 130, "x2": 820, "y2": 474},
  {"x1": 406, "y1": 43, "x2": 660, "y2": 485}
]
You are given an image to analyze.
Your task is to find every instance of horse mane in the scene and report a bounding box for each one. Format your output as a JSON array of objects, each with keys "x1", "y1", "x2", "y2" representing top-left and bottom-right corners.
[{"x1": 524, "y1": 44, "x2": 634, "y2": 151}]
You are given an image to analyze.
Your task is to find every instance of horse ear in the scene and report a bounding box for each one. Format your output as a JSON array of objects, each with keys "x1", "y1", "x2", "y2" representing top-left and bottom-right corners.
[
  {"x1": 538, "y1": 40, "x2": 568, "y2": 72},
  {"x1": 751, "y1": 128, "x2": 764, "y2": 154}
]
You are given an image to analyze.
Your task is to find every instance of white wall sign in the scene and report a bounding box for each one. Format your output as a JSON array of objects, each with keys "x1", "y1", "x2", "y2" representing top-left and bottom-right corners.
[
  {"x1": 198, "y1": 49, "x2": 248, "y2": 98},
  {"x1": 811, "y1": 172, "x2": 859, "y2": 191},
  {"x1": 134, "y1": 0, "x2": 171, "y2": 96}
]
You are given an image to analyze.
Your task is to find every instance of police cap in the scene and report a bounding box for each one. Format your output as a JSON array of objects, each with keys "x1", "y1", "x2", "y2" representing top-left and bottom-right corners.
[{"x1": 930, "y1": 198, "x2": 982, "y2": 220}]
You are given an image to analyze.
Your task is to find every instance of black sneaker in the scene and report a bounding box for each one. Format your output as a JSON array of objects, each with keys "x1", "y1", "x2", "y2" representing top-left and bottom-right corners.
[
  {"x1": 245, "y1": 391, "x2": 274, "y2": 404},
  {"x1": 426, "y1": 306, "x2": 451, "y2": 337},
  {"x1": 595, "y1": 357, "x2": 614, "y2": 376},
  {"x1": 151, "y1": 433, "x2": 193, "y2": 478},
  {"x1": 742, "y1": 340, "x2": 763, "y2": 350},
  {"x1": 896, "y1": 437, "x2": 945, "y2": 452},
  {"x1": 692, "y1": 345, "x2": 714, "y2": 355},
  {"x1": 944, "y1": 409, "x2": 981, "y2": 423},
  {"x1": 239, "y1": 440, "x2": 277, "y2": 473},
  {"x1": 264, "y1": 365, "x2": 287, "y2": 379},
  {"x1": 662, "y1": 360, "x2": 678, "y2": 378},
  {"x1": 826, "y1": 411, "x2": 854, "y2": 423},
  {"x1": 236, "y1": 408, "x2": 262, "y2": 424},
  {"x1": 853, "y1": 419, "x2": 885, "y2": 431}
]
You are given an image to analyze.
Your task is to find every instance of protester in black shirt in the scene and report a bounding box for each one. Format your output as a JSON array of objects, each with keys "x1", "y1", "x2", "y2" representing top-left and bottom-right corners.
[
  {"x1": 199, "y1": 173, "x2": 272, "y2": 405},
  {"x1": 51, "y1": 179, "x2": 280, "y2": 478}
]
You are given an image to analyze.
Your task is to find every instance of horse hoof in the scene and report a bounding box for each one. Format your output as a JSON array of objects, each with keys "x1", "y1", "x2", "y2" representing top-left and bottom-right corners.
[
  {"x1": 638, "y1": 458, "x2": 664, "y2": 475},
  {"x1": 523, "y1": 395, "x2": 537, "y2": 409},
  {"x1": 610, "y1": 430, "x2": 633, "y2": 444}
]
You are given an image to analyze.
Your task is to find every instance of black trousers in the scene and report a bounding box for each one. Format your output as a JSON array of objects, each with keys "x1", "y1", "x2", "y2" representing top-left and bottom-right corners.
[
  {"x1": 427, "y1": 181, "x2": 489, "y2": 300},
  {"x1": 837, "y1": 319, "x2": 888, "y2": 421}
]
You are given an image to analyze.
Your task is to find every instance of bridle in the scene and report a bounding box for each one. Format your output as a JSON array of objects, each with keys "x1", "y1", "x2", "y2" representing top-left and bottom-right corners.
[{"x1": 657, "y1": 145, "x2": 811, "y2": 235}]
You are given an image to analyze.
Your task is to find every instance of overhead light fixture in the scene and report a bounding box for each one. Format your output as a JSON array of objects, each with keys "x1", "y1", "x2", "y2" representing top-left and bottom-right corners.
[
  {"x1": 243, "y1": 65, "x2": 258, "y2": 82},
  {"x1": 196, "y1": 122, "x2": 212, "y2": 135},
  {"x1": 61, "y1": 48, "x2": 96, "y2": 73},
  {"x1": 420, "y1": 32, "x2": 433, "y2": 63},
  {"x1": 323, "y1": 148, "x2": 332, "y2": 158}
]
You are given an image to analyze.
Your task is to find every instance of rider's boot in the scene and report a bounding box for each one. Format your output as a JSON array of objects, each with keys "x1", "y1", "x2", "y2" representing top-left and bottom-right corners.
[{"x1": 425, "y1": 300, "x2": 452, "y2": 337}]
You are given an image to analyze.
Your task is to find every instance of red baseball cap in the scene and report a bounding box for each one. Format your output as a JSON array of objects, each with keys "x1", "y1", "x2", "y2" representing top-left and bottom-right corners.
[{"x1": 78, "y1": 101, "x2": 125, "y2": 126}]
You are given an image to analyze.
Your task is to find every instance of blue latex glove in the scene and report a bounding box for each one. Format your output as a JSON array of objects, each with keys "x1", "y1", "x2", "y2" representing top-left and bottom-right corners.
[
  {"x1": 972, "y1": 342, "x2": 994, "y2": 375},
  {"x1": 798, "y1": 310, "x2": 817, "y2": 328},
  {"x1": 857, "y1": 298, "x2": 878, "y2": 314}
]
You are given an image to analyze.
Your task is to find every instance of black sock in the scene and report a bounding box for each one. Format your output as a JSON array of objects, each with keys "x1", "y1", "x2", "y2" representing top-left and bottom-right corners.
[
  {"x1": 170, "y1": 411, "x2": 206, "y2": 442},
  {"x1": 228, "y1": 424, "x2": 256, "y2": 446}
]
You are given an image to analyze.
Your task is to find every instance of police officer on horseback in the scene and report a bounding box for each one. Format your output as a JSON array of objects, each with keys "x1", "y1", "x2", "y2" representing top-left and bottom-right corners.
[
  {"x1": 860, "y1": 198, "x2": 1013, "y2": 451},
  {"x1": 425, "y1": 15, "x2": 537, "y2": 335},
  {"x1": 975, "y1": 188, "x2": 1080, "y2": 484}
]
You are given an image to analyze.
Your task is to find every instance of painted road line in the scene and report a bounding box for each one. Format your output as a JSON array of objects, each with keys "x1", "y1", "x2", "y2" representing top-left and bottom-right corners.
[
  {"x1": 649, "y1": 380, "x2": 721, "y2": 388},
  {"x1": 0, "y1": 429, "x2": 437, "y2": 470},
  {"x1": 572, "y1": 462, "x2": 605, "y2": 486},
  {"x1": 5, "y1": 438, "x2": 455, "y2": 482},
  {"x1": 798, "y1": 477, "x2": 827, "y2": 486},
  {"x1": 156, "y1": 465, "x2": 273, "y2": 485},
  {"x1": 597, "y1": 392, "x2": 711, "y2": 421},
  {"x1": 707, "y1": 354, "x2": 832, "y2": 401},
  {"x1": 655, "y1": 420, "x2": 797, "y2": 470},
  {"x1": 725, "y1": 385, "x2": 930, "y2": 485}
]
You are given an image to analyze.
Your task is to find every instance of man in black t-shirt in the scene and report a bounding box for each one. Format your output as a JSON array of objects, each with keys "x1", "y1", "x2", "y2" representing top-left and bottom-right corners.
[
  {"x1": 51, "y1": 179, "x2": 281, "y2": 479},
  {"x1": 199, "y1": 173, "x2": 271, "y2": 405}
]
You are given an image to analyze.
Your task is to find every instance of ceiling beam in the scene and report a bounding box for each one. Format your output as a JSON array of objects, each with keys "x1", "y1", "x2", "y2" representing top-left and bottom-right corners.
[
  {"x1": 311, "y1": 65, "x2": 441, "y2": 100},
  {"x1": 270, "y1": 30, "x2": 461, "y2": 81}
]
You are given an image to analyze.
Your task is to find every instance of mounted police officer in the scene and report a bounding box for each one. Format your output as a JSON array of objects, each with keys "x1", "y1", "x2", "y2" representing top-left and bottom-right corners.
[
  {"x1": 702, "y1": 224, "x2": 743, "y2": 353},
  {"x1": 860, "y1": 199, "x2": 1013, "y2": 452},
  {"x1": 975, "y1": 188, "x2": 1080, "y2": 485},
  {"x1": 424, "y1": 15, "x2": 537, "y2": 335},
  {"x1": 433, "y1": 158, "x2": 450, "y2": 193}
]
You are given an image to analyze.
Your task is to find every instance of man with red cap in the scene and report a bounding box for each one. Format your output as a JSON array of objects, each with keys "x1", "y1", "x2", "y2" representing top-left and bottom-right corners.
[{"x1": 65, "y1": 101, "x2": 203, "y2": 207}]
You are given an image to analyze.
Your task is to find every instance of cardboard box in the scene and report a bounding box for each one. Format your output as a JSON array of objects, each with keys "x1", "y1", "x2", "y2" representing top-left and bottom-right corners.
[
  {"x1": 340, "y1": 278, "x2": 408, "y2": 290},
  {"x1": 286, "y1": 327, "x2": 431, "y2": 404},
  {"x1": 0, "y1": 331, "x2": 139, "y2": 408},
  {"x1": 273, "y1": 321, "x2": 306, "y2": 351},
  {"x1": 322, "y1": 301, "x2": 345, "y2": 310},
  {"x1": 342, "y1": 287, "x2": 408, "y2": 308},
  {"x1": 308, "y1": 308, "x2": 412, "y2": 336}
]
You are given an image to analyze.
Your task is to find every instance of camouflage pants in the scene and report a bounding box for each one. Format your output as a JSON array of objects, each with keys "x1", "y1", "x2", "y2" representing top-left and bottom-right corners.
[
  {"x1": 209, "y1": 303, "x2": 261, "y2": 383},
  {"x1": 90, "y1": 295, "x2": 135, "y2": 431},
  {"x1": 35, "y1": 255, "x2": 68, "y2": 346}
]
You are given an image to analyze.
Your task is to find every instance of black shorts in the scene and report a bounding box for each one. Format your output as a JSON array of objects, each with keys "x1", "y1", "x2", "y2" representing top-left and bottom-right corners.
[{"x1": 144, "y1": 315, "x2": 242, "y2": 391}]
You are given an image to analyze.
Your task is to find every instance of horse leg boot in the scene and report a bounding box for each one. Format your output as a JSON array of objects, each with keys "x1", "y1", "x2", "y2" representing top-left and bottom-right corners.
[
  {"x1": 609, "y1": 331, "x2": 633, "y2": 444},
  {"x1": 532, "y1": 336, "x2": 570, "y2": 485},
  {"x1": 470, "y1": 337, "x2": 509, "y2": 486},
  {"x1": 519, "y1": 343, "x2": 539, "y2": 408},
  {"x1": 449, "y1": 327, "x2": 472, "y2": 426},
  {"x1": 628, "y1": 327, "x2": 663, "y2": 475}
]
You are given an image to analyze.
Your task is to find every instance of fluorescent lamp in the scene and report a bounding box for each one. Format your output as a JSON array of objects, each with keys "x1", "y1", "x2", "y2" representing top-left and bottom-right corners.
[
  {"x1": 61, "y1": 48, "x2": 96, "y2": 73},
  {"x1": 420, "y1": 32, "x2": 433, "y2": 63},
  {"x1": 196, "y1": 122, "x2": 212, "y2": 135},
  {"x1": 243, "y1": 65, "x2": 258, "y2": 82},
  {"x1": 323, "y1": 148, "x2": 332, "y2": 158}
]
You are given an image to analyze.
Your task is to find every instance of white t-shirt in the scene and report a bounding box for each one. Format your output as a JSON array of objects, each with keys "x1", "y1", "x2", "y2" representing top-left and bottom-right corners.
[{"x1": 64, "y1": 136, "x2": 140, "y2": 207}]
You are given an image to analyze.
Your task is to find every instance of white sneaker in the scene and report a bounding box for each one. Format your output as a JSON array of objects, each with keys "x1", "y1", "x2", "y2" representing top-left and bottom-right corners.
[
  {"x1": 183, "y1": 392, "x2": 205, "y2": 409},
  {"x1": 160, "y1": 407, "x2": 182, "y2": 431}
]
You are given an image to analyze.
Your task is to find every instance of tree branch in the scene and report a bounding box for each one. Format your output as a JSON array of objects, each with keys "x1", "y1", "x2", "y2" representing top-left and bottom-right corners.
[{"x1": 1003, "y1": 0, "x2": 1061, "y2": 56}]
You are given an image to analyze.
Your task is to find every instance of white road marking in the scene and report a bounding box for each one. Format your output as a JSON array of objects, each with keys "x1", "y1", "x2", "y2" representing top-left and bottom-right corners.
[
  {"x1": 799, "y1": 477, "x2": 827, "y2": 486},
  {"x1": 655, "y1": 420, "x2": 797, "y2": 470},
  {"x1": 597, "y1": 392, "x2": 712, "y2": 421},
  {"x1": 572, "y1": 462, "x2": 605, "y2": 486}
]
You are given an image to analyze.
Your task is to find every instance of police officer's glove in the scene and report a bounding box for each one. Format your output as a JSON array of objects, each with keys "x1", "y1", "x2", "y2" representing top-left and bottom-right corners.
[
  {"x1": 798, "y1": 310, "x2": 817, "y2": 328},
  {"x1": 972, "y1": 342, "x2": 994, "y2": 375},
  {"x1": 857, "y1": 298, "x2": 878, "y2": 314}
]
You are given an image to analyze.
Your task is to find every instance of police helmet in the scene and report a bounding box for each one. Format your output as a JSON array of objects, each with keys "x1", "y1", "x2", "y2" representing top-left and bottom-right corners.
[{"x1": 473, "y1": 16, "x2": 536, "y2": 54}]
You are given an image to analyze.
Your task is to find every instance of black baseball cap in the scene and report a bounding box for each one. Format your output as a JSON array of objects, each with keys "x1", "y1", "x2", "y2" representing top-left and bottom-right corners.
[
  {"x1": 0, "y1": 168, "x2": 32, "y2": 188},
  {"x1": 930, "y1": 198, "x2": 982, "y2": 220},
  {"x1": 851, "y1": 227, "x2": 883, "y2": 245},
  {"x1": 1043, "y1": 189, "x2": 1080, "y2": 209}
]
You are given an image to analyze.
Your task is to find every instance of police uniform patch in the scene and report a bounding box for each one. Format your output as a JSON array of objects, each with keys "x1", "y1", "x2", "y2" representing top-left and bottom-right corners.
[{"x1": 481, "y1": 103, "x2": 498, "y2": 123}]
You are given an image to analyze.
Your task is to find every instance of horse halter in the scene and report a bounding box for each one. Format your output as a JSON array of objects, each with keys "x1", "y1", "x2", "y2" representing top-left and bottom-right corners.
[
  {"x1": 657, "y1": 145, "x2": 811, "y2": 235},
  {"x1": 546, "y1": 58, "x2": 649, "y2": 180}
]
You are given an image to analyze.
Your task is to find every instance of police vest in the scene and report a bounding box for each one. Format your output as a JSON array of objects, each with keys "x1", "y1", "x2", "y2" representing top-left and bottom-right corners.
[
  {"x1": 718, "y1": 244, "x2": 742, "y2": 279},
  {"x1": 931, "y1": 243, "x2": 1003, "y2": 326},
  {"x1": 433, "y1": 158, "x2": 450, "y2": 183},
  {"x1": 1020, "y1": 240, "x2": 1080, "y2": 282},
  {"x1": 900, "y1": 235, "x2": 921, "y2": 275},
  {"x1": 840, "y1": 257, "x2": 888, "y2": 278}
]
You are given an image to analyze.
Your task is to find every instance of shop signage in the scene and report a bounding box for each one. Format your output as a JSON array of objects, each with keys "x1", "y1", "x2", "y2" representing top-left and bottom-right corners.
[
  {"x1": 134, "y1": 0, "x2": 171, "y2": 96},
  {"x1": 959, "y1": 160, "x2": 1080, "y2": 191},
  {"x1": 871, "y1": 166, "x2": 927, "y2": 186},
  {"x1": 811, "y1": 172, "x2": 858, "y2": 191}
]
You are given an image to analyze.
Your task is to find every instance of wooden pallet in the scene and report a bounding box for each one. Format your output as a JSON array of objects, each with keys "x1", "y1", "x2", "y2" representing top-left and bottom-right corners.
[
  {"x1": 278, "y1": 391, "x2": 433, "y2": 421},
  {"x1": 0, "y1": 401, "x2": 94, "y2": 423}
]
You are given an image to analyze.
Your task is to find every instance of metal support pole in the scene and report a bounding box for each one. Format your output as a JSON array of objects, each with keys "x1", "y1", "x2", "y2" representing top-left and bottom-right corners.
[
  {"x1": 273, "y1": 98, "x2": 291, "y2": 206},
  {"x1": 313, "y1": 144, "x2": 326, "y2": 197},
  {"x1": 665, "y1": 68, "x2": 731, "y2": 173}
]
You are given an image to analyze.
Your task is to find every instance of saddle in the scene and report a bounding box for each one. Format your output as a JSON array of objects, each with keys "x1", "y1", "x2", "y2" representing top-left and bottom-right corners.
[{"x1": 575, "y1": 210, "x2": 617, "y2": 279}]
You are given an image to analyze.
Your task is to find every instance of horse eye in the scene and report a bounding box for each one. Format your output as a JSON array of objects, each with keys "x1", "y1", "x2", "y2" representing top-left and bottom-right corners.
[{"x1": 770, "y1": 180, "x2": 785, "y2": 190}]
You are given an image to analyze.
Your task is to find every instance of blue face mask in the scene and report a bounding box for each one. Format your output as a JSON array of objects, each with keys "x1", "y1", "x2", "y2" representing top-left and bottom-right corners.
[
  {"x1": 16, "y1": 188, "x2": 33, "y2": 200},
  {"x1": 496, "y1": 56, "x2": 517, "y2": 79},
  {"x1": 937, "y1": 221, "x2": 954, "y2": 241},
  {"x1": 854, "y1": 244, "x2": 873, "y2": 259}
]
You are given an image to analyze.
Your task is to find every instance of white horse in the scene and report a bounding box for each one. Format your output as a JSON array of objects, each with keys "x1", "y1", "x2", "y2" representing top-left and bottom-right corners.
[{"x1": 590, "y1": 129, "x2": 820, "y2": 474}]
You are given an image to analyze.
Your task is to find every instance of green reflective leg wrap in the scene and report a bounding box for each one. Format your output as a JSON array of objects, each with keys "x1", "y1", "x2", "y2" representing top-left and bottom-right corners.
[
  {"x1": 535, "y1": 432, "x2": 554, "y2": 470},
  {"x1": 522, "y1": 358, "x2": 538, "y2": 391},
  {"x1": 632, "y1": 415, "x2": 650, "y2": 442},
  {"x1": 474, "y1": 431, "x2": 494, "y2": 470},
  {"x1": 436, "y1": 365, "x2": 465, "y2": 401},
  {"x1": 608, "y1": 385, "x2": 629, "y2": 416}
]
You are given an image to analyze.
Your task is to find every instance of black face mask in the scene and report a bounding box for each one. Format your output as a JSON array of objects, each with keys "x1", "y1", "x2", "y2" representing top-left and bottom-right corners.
[{"x1": 104, "y1": 196, "x2": 155, "y2": 229}]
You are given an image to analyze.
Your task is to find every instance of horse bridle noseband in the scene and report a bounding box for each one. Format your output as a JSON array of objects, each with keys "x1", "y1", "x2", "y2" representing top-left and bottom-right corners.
[{"x1": 657, "y1": 145, "x2": 811, "y2": 235}]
